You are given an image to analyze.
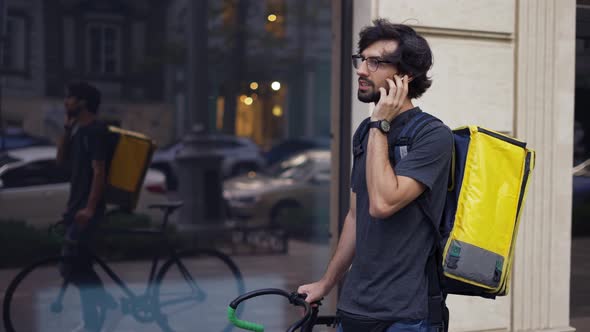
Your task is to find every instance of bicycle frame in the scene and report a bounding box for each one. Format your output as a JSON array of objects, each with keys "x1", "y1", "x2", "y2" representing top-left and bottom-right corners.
[
  {"x1": 4, "y1": 201, "x2": 244, "y2": 332},
  {"x1": 58, "y1": 206, "x2": 201, "y2": 321}
]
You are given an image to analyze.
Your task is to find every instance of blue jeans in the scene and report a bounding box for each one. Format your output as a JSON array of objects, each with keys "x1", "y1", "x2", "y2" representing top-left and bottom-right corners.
[
  {"x1": 60, "y1": 218, "x2": 106, "y2": 332},
  {"x1": 337, "y1": 319, "x2": 436, "y2": 332}
]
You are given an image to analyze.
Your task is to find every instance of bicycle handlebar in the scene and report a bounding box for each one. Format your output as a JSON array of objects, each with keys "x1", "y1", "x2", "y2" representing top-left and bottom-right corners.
[
  {"x1": 227, "y1": 288, "x2": 315, "y2": 332},
  {"x1": 227, "y1": 307, "x2": 264, "y2": 332}
]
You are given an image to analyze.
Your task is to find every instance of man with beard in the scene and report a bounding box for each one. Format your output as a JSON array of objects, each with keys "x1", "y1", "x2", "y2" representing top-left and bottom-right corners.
[
  {"x1": 298, "y1": 19, "x2": 453, "y2": 332},
  {"x1": 57, "y1": 81, "x2": 116, "y2": 332}
]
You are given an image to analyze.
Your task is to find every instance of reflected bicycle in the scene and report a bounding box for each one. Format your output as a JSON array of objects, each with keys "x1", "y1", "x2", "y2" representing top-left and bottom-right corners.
[{"x1": 2, "y1": 201, "x2": 245, "y2": 332}]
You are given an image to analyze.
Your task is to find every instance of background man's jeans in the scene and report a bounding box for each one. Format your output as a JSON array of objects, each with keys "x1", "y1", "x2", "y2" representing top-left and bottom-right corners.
[{"x1": 60, "y1": 218, "x2": 107, "y2": 332}]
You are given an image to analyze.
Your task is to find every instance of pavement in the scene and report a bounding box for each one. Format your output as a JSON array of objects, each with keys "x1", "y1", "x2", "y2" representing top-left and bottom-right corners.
[
  {"x1": 0, "y1": 235, "x2": 588, "y2": 332},
  {"x1": 570, "y1": 236, "x2": 590, "y2": 332},
  {"x1": 0, "y1": 238, "x2": 335, "y2": 332}
]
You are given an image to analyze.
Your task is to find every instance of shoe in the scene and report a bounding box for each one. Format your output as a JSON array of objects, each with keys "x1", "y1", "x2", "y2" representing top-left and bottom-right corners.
[
  {"x1": 70, "y1": 322, "x2": 97, "y2": 332},
  {"x1": 99, "y1": 291, "x2": 118, "y2": 310},
  {"x1": 100, "y1": 306, "x2": 126, "y2": 332}
]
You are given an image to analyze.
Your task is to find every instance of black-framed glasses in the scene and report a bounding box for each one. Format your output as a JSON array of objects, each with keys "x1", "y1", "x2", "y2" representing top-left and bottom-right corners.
[{"x1": 351, "y1": 54, "x2": 392, "y2": 72}]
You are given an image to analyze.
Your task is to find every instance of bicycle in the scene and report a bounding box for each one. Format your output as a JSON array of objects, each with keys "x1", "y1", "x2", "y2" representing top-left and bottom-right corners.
[
  {"x1": 3, "y1": 201, "x2": 246, "y2": 332},
  {"x1": 227, "y1": 288, "x2": 338, "y2": 332}
]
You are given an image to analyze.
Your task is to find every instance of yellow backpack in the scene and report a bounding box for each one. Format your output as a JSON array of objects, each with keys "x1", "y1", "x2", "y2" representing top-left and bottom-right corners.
[{"x1": 105, "y1": 126, "x2": 156, "y2": 211}]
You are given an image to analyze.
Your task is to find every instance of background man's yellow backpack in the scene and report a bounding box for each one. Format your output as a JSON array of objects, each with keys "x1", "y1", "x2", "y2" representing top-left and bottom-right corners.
[{"x1": 105, "y1": 126, "x2": 157, "y2": 211}]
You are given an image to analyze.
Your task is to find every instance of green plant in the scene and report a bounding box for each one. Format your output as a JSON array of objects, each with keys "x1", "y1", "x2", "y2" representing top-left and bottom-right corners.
[
  {"x1": 0, "y1": 213, "x2": 183, "y2": 268},
  {"x1": 0, "y1": 220, "x2": 61, "y2": 268}
]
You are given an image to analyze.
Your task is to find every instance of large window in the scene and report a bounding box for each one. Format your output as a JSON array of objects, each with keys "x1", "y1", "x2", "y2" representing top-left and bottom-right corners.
[
  {"x1": 86, "y1": 23, "x2": 122, "y2": 75},
  {"x1": 0, "y1": 1, "x2": 338, "y2": 331}
]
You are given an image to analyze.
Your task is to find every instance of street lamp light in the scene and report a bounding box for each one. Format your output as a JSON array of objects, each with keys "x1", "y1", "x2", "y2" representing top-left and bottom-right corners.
[{"x1": 271, "y1": 81, "x2": 281, "y2": 91}]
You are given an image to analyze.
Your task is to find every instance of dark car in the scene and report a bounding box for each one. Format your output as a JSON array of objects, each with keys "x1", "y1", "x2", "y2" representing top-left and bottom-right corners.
[
  {"x1": 0, "y1": 127, "x2": 52, "y2": 151},
  {"x1": 574, "y1": 159, "x2": 590, "y2": 204},
  {"x1": 151, "y1": 134, "x2": 266, "y2": 191},
  {"x1": 264, "y1": 137, "x2": 330, "y2": 166},
  {"x1": 573, "y1": 159, "x2": 590, "y2": 235}
]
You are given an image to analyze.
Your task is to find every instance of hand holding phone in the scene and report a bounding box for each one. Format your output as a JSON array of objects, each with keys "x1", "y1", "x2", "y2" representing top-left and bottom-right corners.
[
  {"x1": 64, "y1": 112, "x2": 77, "y2": 130},
  {"x1": 371, "y1": 74, "x2": 409, "y2": 122}
]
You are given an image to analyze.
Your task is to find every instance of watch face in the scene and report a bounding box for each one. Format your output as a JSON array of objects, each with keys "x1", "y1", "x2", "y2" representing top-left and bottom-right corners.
[{"x1": 380, "y1": 120, "x2": 391, "y2": 133}]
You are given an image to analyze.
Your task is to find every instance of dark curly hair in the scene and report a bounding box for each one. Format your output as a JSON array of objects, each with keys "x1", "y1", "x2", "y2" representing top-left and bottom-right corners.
[
  {"x1": 66, "y1": 81, "x2": 101, "y2": 114},
  {"x1": 358, "y1": 19, "x2": 433, "y2": 99}
]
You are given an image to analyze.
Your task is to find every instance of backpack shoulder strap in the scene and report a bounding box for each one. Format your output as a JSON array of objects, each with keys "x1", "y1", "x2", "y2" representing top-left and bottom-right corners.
[
  {"x1": 389, "y1": 112, "x2": 443, "y2": 163},
  {"x1": 352, "y1": 117, "x2": 371, "y2": 156},
  {"x1": 427, "y1": 243, "x2": 449, "y2": 332}
]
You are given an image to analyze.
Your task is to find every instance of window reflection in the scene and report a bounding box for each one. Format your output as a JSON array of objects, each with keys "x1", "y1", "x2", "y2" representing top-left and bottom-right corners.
[{"x1": 0, "y1": 0, "x2": 334, "y2": 330}]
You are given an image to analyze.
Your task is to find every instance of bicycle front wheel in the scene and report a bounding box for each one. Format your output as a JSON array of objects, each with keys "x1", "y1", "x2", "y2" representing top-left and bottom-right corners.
[
  {"x1": 153, "y1": 249, "x2": 245, "y2": 332},
  {"x1": 3, "y1": 256, "x2": 106, "y2": 332}
]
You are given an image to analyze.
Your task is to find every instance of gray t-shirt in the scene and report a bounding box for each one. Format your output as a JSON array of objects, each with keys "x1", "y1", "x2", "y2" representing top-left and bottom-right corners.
[{"x1": 338, "y1": 108, "x2": 453, "y2": 321}]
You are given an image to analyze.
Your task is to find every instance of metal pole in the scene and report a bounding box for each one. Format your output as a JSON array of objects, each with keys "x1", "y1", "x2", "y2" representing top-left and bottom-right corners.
[
  {"x1": 337, "y1": 0, "x2": 353, "y2": 234},
  {"x1": 187, "y1": 0, "x2": 209, "y2": 133},
  {"x1": 0, "y1": 0, "x2": 6, "y2": 151}
]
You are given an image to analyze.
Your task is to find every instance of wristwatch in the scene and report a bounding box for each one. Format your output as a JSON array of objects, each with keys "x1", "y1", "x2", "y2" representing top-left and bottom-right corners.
[{"x1": 368, "y1": 119, "x2": 391, "y2": 134}]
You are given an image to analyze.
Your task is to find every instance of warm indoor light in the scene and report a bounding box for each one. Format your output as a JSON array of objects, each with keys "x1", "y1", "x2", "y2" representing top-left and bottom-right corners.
[{"x1": 272, "y1": 105, "x2": 283, "y2": 117}]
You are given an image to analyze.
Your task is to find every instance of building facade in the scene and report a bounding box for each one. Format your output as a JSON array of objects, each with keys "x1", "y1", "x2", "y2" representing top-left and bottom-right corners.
[
  {"x1": 1, "y1": 0, "x2": 174, "y2": 146},
  {"x1": 332, "y1": 1, "x2": 576, "y2": 331}
]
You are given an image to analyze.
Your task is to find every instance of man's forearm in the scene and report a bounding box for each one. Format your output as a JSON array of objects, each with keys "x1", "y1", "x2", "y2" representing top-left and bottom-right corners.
[
  {"x1": 56, "y1": 131, "x2": 71, "y2": 165},
  {"x1": 86, "y1": 169, "x2": 105, "y2": 212},
  {"x1": 366, "y1": 129, "x2": 399, "y2": 211},
  {"x1": 320, "y1": 211, "x2": 356, "y2": 290}
]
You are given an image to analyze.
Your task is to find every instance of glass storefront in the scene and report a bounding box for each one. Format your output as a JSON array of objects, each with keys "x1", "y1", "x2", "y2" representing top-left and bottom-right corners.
[{"x1": 0, "y1": 0, "x2": 337, "y2": 330}]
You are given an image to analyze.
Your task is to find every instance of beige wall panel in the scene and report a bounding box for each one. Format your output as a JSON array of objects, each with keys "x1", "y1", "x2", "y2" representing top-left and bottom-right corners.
[
  {"x1": 513, "y1": 1, "x2": 576, "y2": 331},
  {"x1": 416, "y1": 36, "x2": 514, "y2": 133},
  {"x1": 351, "y1": 0, "x2": 378, "y2": 135},
  {"x1": 377, "y1": 0, "x2": 515, "y2": 34},
  {"x1": 446, "y1": 295, "x2": 509, "y2": 332}
]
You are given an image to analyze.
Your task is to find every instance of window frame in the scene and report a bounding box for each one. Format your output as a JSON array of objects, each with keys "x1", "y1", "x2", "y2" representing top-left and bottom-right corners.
[
  {"x1": 85, "y1": 21, "x2": 123, "y2": 77},
  {"x1": 0, "y1": 10, "x2": 31, "y2": 77}
]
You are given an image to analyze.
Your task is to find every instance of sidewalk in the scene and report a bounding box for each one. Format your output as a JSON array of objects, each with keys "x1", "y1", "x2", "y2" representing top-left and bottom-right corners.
[
  {"x1": 1, "y1": 236, "x2": 588, "y2": 331},
  {"x1": 571, "y1": 236, "x2": 590, "y2": 332}
]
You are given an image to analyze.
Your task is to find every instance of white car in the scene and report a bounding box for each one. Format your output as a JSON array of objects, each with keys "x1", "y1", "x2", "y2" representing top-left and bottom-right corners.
[
  {"x1": 223, "y1": 149, "x2": 331, "y2": 234},
  {"x1": 0, "y1": 146, "x2": 168, "y2": 227}
]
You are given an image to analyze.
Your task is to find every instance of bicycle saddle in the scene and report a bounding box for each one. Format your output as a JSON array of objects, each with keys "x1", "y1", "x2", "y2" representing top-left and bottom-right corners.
[{"x1": 148, "y1": 201, "x2": 184, "y2": 214}]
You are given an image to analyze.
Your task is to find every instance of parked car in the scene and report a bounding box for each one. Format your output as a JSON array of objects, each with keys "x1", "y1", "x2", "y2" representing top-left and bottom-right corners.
[
  {"x1": 0, "y1": 127, "x2": 52, "y2": 151},
  {"x1": 573, "y1": 158, "x2": 590, "y2": 236},
  {"x1": 151, "y1": 134, "x2": 266, "y2": 190},
  {"x1": 0, "y1": 146, "x2": 168, "y2": 227},
  {"x1": 574, "y1": 158, "x2": 590, "y2": 204},
  {"x1": 263, "y1": 137, "x2": 330, "y2": 167},
  {"x1": 223, "y1": 149, "x2": 330, "y2": 235}
]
